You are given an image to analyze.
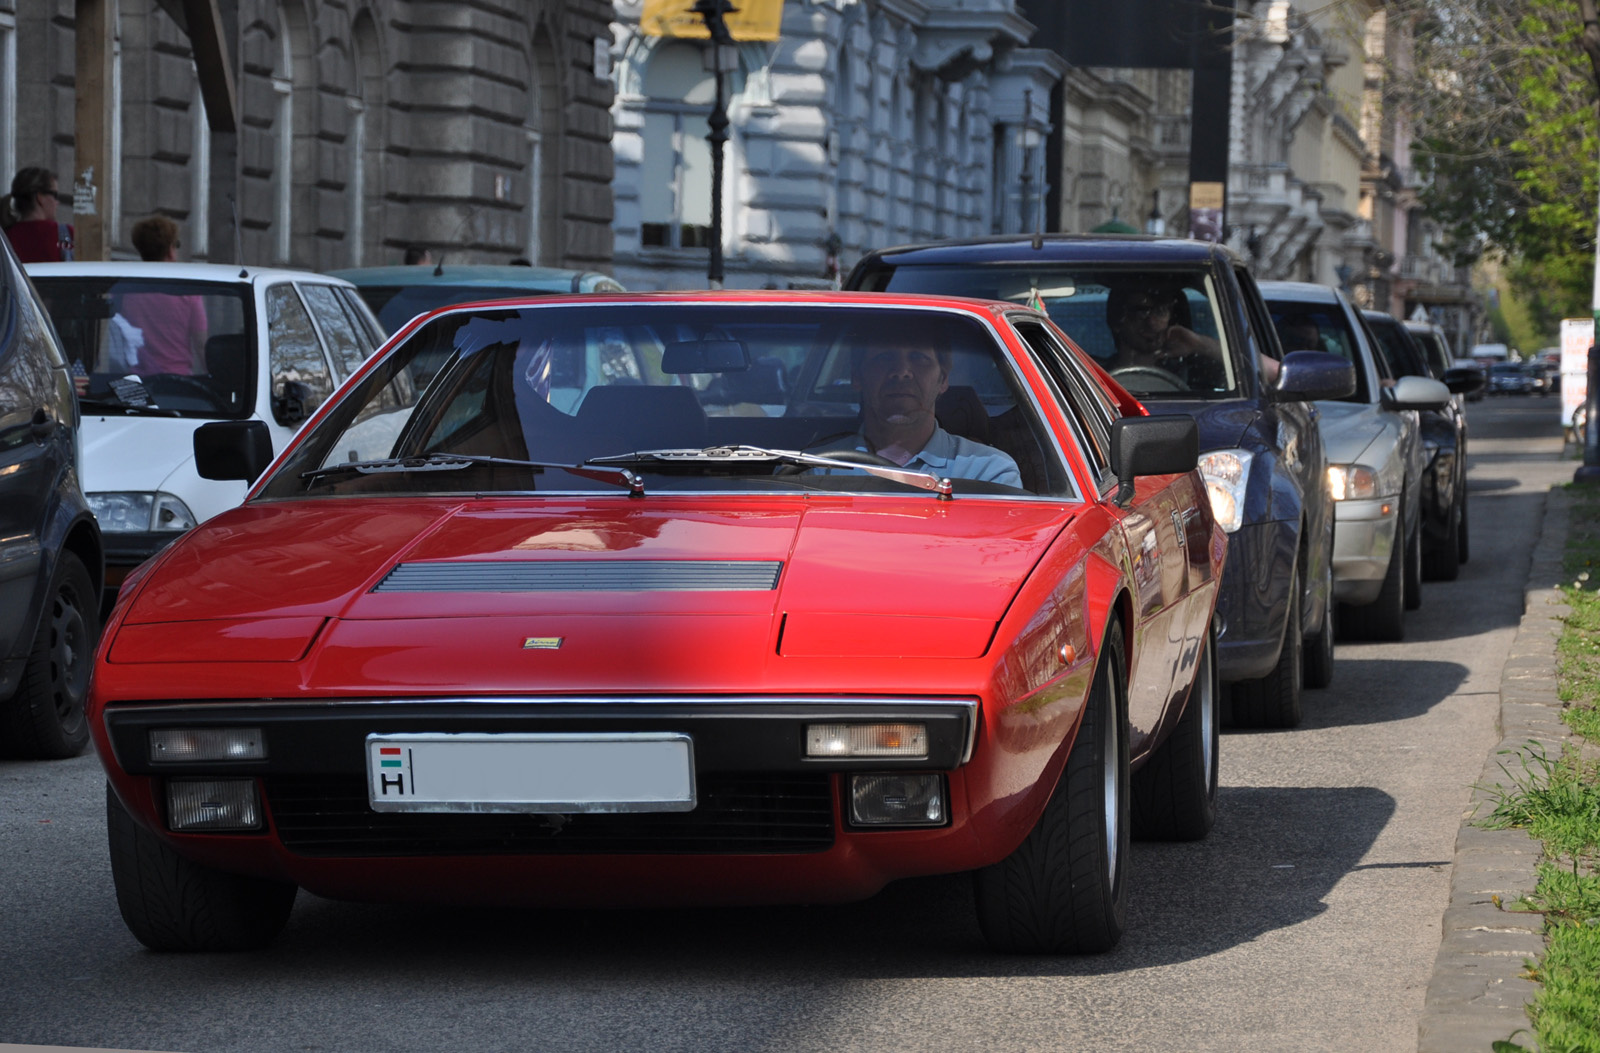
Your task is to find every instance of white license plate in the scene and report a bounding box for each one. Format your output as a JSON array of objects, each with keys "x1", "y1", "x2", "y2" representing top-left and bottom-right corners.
[{"x1": 365, "y1": 733, "x2": 696, "y2": 814}]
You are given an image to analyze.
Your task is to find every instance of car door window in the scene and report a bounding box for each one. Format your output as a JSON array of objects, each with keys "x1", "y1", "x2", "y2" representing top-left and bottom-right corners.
[
  {"x1": 1012, "y1": 317, "x2": 1112, "y2": 485},
  {"x1": 298, "y1": 283, "x2": 369, "y2": 380},
  {"x1": 335, "y1": 286, "x2": 385, "y2": 350},
  {"x1": 1235, "y1": 268, "x2": 1283, "y2": 383},
  {"x1": 266, "y1": 284, "x2": 334, "y2": 422}
]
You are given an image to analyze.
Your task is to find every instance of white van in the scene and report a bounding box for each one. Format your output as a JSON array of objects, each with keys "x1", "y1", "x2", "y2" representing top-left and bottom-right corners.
[{"x1": 26, "y1": 262, "x2": 385, "y2": 599}]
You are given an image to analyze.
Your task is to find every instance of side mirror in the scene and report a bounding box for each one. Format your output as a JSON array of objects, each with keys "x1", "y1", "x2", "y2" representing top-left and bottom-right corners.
[
  {"x1": 272, "y1": 379, "x2": 314, "y2": 426},
  {"x1": 1384, "y1": 374, "x2": 1451, "y2": 411},
  {"x1": 1274, "y1": 350, "x2": 1357, "y2": 402},
  {"x1": 1441, "y1": 365, "x2": 1485, "y2": 395},
  {"x1": 1110, "y1": 414, "x2": 1199, "y2": 506},
  {"x1": 195, "y1": 420, "x2": 273, "y2": 482}
]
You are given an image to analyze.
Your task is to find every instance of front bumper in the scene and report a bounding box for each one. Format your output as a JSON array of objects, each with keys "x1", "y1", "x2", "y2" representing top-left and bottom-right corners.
[
  {"x1": 1331, "y1": 495, "x2": 1399, "y2": 605},
  {"x1": 100, "y1": 698, "x2": 998, "y2": 905},
  {"x1": 1215, "y1": 519, "x2": 1298, "y2": 683}
]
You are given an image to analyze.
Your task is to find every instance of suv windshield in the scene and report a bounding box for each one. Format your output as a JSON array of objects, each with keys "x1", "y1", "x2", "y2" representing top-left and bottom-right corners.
[
  {"x1": 854, "y1": 263, "x2": 1242, "y2": 399},
  {"x1": 32, "y1": 277, "x2": 255, "y2": 419},
  {"x1": 261, "y1": 303, "x2": 1073, "y2": 500}
]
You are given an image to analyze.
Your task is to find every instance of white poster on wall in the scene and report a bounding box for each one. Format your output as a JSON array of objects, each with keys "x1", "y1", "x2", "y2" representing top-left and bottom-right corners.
[{"x1": 1559, "y1": 317, "x2": 1592, "y2": 428}]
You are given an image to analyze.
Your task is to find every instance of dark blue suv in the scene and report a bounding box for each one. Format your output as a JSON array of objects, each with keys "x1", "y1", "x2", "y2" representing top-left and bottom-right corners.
[
  {"x1": 847, "y1": 236, "x2": 1354, "y2": 728},
  {"x1": 0, "y1": 235, "x2": 102, "y2": 758}
]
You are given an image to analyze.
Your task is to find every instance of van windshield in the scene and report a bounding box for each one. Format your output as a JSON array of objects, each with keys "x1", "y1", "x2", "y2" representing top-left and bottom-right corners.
[{"x1": 32, "y1": 277, "x2": 256, "y2": 419}]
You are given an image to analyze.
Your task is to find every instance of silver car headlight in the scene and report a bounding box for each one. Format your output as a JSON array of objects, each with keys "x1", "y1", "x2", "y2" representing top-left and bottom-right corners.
[
  {"x1": 87, "y1": 492, "x2": 199, "y2": 533},
  {"x1": 1327, "y1": 464, "x2": 1379, "y2": 501},
  {"x1": 1197, "y1": 449, "x2": 1252, "y2": 533}
]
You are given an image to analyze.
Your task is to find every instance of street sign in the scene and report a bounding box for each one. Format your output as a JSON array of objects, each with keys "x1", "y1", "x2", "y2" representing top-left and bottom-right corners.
[
  {"x1": 639, "y1": 0, "x2": 784, "y2": 41},
  {"x1": 1560, "y1": 317, "x2": 1592, "y2": 428}
]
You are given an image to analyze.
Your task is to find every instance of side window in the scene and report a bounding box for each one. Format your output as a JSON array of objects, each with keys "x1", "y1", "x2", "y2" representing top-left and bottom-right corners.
[
  {"x1": 1013, "y1": 318, "x2": 1111, "y2": 481},
  {"x1": 337, "y1": 286, "x2": 385, "y2": 348},
  {"x1": 299, "y1": 282, "x2": 368, "y2": 378},
  {"x1": 265, "y1": 284, "x2": 334, "y2": 423},
  {"x1": 1234, "y1": 268, "x2": 1283, "y2": 373}
]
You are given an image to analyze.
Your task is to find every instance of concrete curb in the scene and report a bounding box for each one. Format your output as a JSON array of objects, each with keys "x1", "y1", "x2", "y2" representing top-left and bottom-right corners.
[{"x1": 1416, "y1": 485, "x2": 1575, "y2": 1053}]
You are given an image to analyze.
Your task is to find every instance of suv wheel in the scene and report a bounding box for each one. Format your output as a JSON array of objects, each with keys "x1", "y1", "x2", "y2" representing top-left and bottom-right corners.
[{"x1": 0, "y1": 552, "x2": 97, "y2": 759}]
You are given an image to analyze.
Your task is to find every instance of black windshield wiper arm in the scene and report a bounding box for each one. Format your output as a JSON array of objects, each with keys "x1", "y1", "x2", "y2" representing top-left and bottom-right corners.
[
  {"x1": 77, "y1": 398, "x2": 181, "y2": 417},
  {"x1": 587, "y1": 445, "x2": 953, "y2": 496},
  {"x1": 301, "y1": 453, "x2": 643, "y2": 493}
]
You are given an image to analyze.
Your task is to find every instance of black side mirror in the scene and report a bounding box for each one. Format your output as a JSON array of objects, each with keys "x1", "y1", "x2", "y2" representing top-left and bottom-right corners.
[
  {"x1": 272, "y1": 379, "x2": 314, "y2": 426},
  {"x1": 1274, "y1": 350, "x2": 1357, "y2": 402},
  {"x1": 1442, "y1": 365, "x2": 1485, "y2": 395},
  {"x1": 1110, "y1": 414, "x2": 1199, "y2": 506},
  {"x1": 195, "y1": 420, "x2": 273, "y2": 482}
]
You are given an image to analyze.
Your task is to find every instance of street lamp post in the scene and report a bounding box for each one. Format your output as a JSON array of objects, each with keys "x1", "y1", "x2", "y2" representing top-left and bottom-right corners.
[{"x1": 693, "y1": 0, "x2": 736, "y2": 288}]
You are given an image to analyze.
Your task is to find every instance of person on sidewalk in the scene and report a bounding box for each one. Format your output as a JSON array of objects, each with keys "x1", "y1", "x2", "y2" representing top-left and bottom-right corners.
[{"x1": 1, "y1": 167, "x2": 74, "y2": 263}]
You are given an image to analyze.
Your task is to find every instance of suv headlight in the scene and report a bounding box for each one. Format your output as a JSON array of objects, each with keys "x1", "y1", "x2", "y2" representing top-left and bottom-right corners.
[
  {"x1": 1197, "y1": 449, "x2": 1252, "y2": 533},
  {"x1": 1327, "y1": 464, "x2": 1379, "y2": 501},
  {"x1": 87, "y1": 492, "x2": 199, "y2": 533}
]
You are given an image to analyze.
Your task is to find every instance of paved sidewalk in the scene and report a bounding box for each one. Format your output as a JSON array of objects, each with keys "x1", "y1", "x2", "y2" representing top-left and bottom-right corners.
[{"x1": 1416, "y1": 483, "x2": 1578, "y2": 1053}]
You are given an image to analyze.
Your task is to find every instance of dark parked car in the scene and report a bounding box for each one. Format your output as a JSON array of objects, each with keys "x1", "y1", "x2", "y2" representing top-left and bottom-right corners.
[
  {"x1": 1364, "y1": 311, "x2": 1476, "y2": 580},
  {"x1": 0, "y1": 235, "x2": 103, "y2": 758},
  {"x1": 1488, "y1": 362, "x2": 1533, "y2": 396},
  {"x1": 329, "y1": 264, "x2": 625, "y2": 335},
  {"x1": 847, "y1": 235, "x2": 1355, "y2": 729}
]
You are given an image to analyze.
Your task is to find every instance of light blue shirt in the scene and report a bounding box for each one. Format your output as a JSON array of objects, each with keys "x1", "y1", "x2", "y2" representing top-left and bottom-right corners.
[{"x1": 812, "y1": 426, "x2": 1024, "y2": 489}]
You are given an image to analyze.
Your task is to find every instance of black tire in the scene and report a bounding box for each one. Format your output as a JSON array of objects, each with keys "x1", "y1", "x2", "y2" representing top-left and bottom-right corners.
[
  {"x1": 1302, "y1": 548, "x2": 1336, "y2": 690},
  {"x1": 106, "y1": 783, "x2": 296, "y2": 951},
  {"x1": 1423, "y1": 499, "x2": 1462, "y2": 581},
  {"x1": 1228, "y1": 563, "x2": 1303, "y2": 728},
  {"x1": 1457, "y1": 494, "x2": 1470, "y2": 564},
  {"x1": 1403, "y1": 510, "x2": 1423, "y2": 610},
  {"x1": 1341, "y1": 511, "x2": 1406, "y2": 642},
  {"x1": 0, "y1": 552, "x2": 97, "y2": 759},
  {"x1": 974, "y1": 620, "x2": 1129, "y2": 953},
  {"x1": 1132, "y1": 618, "x2": 1219, "y2": 841}
]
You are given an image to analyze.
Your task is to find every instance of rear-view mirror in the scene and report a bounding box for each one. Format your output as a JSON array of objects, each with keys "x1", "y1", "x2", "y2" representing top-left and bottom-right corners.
[
  {"x1": 195, "y1": 420, "x2": 273, "y2": 483},
  {"x1": 1110, "y1": 414, "x2": 1199, "y2": 506},
  {"x1": 661, "y1": 339, "x2": 750, "y2": 374},
  {"x1": 1274, "y1": 350, "x2": 1357, "y2": 402}
]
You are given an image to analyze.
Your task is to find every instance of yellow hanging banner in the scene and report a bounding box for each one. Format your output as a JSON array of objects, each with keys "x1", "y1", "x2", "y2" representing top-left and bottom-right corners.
[{"x1": 639, "y1": 0, "x2": 785, "y2": 41}]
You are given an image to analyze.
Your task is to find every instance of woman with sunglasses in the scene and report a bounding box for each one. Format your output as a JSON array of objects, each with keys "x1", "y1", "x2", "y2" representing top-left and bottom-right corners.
[{"x1": 2, "y1": 166, "x2": 74, "y2": 263}]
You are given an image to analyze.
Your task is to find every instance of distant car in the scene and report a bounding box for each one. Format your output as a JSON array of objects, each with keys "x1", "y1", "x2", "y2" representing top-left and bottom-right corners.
[
  {"x1": 1488, "y1": 362, "x2": 1533, "y2": 396},
  {"x1": 0, "y1": 237, "x2": 103, "y2": 758},
  {"x1": 846, "y1": 235, "x2": 1353, "y2": 728},
  {"x1": 330, "y1": 264, "x2": 626, "y2": 335},
  {"x1": 90, "y1": 291, "x2": 1224, "y2": 954},
  {"x1": 1523, "y1": 361, "x2": 1555, "y2": 396},
  {"x1": 1260, "y1": 281, "x2": 1449, "y2": 642},
  {"x1": 27, "y1": 263, "x2": 385, "y2": 604}
]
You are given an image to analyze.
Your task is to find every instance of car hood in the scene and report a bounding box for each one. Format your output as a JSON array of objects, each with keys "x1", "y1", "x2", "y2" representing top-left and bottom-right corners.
[
  {"x1": 79, "y1": 415, "x2": 201, "y2": 494},
  {"x1": 1144, "y1": 398, "x2": 1258, "y2": 452},
  {"x1": 113, "y1": 498, "x2": 1076, "y2": 674},
  {"x1": 1314, "y1": 399, "x2": 1387, "y2": 465}
]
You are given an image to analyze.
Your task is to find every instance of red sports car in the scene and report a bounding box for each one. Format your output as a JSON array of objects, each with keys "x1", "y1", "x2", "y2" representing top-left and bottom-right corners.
[{"x1": 90, "y1": 292, "x2": 1225, "y2": 954}]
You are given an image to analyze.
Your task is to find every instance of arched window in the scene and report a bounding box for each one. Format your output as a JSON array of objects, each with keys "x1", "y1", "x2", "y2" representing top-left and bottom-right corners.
[{"x1": 639, "y1": 42, "x2": 715, "y2": 250}]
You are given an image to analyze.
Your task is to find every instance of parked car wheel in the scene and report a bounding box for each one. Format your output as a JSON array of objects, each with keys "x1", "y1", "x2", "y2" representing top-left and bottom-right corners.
[
  {"x1": 1132, "y1": 618, "x2": 1219, "y2": 841},
  {"x1": 1228, "y1": 563, "x2": 1304, "y2": 728},
  {"x1": 1341, "y1": 508, "x2": 1406, "y2": 642},
  {"x1": 1403, "y1": 511, "x2": 1423, "y2": 610},
  {"x1": 0, "y1": 552, "x2": 96, "y2": 759},
  {"x1": 1457, "y1": 495, "x2": 1470, "y2": 564},
  {"x1": 1423, "y1": 500, "x2": 1462, "y2": 581},
  {"x1": 974, "y1": 620, "x2": 1129, "y2": 954},
  {"x1": 106, "y1": 783, "x2": 297, "y2": 952},
  {"x1": 1302, "y1": 547, "x2": 1336, "y2": 689}
]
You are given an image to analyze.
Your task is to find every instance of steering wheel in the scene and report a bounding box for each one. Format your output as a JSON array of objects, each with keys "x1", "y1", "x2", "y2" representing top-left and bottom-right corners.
[{"x1": 1110, "y1": 365, "x2": 1187, "y2": 393}]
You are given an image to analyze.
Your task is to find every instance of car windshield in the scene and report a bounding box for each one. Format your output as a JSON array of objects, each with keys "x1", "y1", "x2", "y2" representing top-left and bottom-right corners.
[
  {"x1": 1263, "y1": 300, "x2": 1370, "y2": 403},
  {"x1": 259, "y1": 302, "x2": 1074, "y2": 500},
  {"x1": 32, "y1": 277, "x2": 256, "y2": 419},
  {"x1": 855, "y1": 262, "x2": 1241, "y2": 399},
  {"x1": 356, "y1": 284, "x2": 573, "y2": 334}
]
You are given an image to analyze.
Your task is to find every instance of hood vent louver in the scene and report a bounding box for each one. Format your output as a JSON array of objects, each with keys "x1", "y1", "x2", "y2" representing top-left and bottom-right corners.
[{"x1": 374, "y1": 560, "x2": 783, "y2": 593}]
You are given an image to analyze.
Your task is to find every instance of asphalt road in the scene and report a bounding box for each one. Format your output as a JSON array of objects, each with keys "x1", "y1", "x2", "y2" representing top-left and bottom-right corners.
[{"x1": 0, "y1": 397, "x2": 1575, "y2": 1053}]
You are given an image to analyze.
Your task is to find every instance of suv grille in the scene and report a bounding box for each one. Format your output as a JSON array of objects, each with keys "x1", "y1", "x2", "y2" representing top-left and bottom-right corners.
[{"x1": 264, "y1": 772, "x2": 835, "y2": 857}]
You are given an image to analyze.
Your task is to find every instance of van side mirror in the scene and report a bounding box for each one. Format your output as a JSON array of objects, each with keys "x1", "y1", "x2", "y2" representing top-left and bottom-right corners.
[
  {"x1": 195, "y1": 420, "x2": 273, "y2": 482},
  {"x1": 1110, "y1": 414, "x2": 1199, "y2": 506}
]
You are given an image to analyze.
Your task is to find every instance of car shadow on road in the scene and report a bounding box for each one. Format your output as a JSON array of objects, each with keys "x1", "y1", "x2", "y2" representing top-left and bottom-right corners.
[
  {"x1": 1297, "y1": 658, "x2": 1467, "y2": 729},
  {"x1": 236, "y1": 786, "x2": 1391, "y2": 986}
]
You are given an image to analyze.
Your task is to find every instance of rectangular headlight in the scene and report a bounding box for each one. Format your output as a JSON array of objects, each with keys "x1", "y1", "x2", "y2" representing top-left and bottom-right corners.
[
  {"x1": 806, "y1": 723, "x2": 928, "y2": 758},
  {"x1": 150, "y1": 727, "x2": 266, "y2": 762},
  {"x1": 849, "y1": 773, "x2": 946, "y2": 826},
  {"x1": 166, "y1": 778, "x2": 262, "y2": 832}
]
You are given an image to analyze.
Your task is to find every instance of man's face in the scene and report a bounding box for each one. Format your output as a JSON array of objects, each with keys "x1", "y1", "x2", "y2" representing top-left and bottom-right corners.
[
  {"x1": 1114, "y1": 292, "x2": 1174, "y2": 354},
  {"x1": 855, "y1": 344, "x2": 949, "y2": 427}
]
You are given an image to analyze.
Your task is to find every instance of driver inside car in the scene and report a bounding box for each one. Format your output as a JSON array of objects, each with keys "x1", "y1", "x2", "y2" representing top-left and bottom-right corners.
[
  {"x1": 809, "y1": 317, "x2": 1023, "y2": 488},
  {"x1": 1103, "y1": 278, "x2": 1226, "y2": 390}
]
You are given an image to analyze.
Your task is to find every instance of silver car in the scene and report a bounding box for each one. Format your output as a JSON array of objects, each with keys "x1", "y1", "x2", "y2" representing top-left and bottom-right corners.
[{"x1": 1259, "y1": 282, "x2": 1450, "y2": 642}]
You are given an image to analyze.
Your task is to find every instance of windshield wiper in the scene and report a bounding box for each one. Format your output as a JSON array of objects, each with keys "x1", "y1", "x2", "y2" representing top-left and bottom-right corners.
[
  {"x1": 300, "y1": 453, "x2": 644, "y2": 494},
  {"x1": 587, "y1": 445, "x2": 953, "y2": 497},
  {"x1": 77, "y1": 397, "x2": 181, "y2": 417}
]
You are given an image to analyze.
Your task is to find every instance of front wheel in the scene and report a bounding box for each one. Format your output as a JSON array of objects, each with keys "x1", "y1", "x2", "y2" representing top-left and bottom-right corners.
[
  {"x1": 974, "y1": 620, "x2": 1129, "y2": 953},
  {"x1": 1228, "y1": 562, "x2": 1303, "y2": 728},
  {"x1": 1423, "y1": 498, "x2": 1462, "y2": 581},
  {"x1": 1402, "y1": 511, "x2": 1423, "y2": 610},
  {"x1": 1132, "y1": 618, "x2": 1219, "y2": 841},
  {"x1": 1302, "y1": 549, "x2": 1336, "y2": 689},
  {"x1": 0, "y1": 552, "x2": 97, "y2": 759},
  {"x1": 1457, "y1": 494, "x2": 1470, "y2": 564},
  {"x1": 106, "y1": 784, "x2": 297, "y2": 951}
]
